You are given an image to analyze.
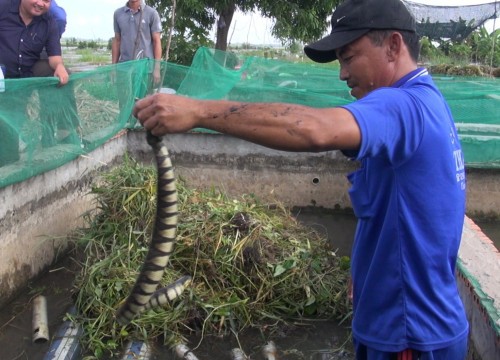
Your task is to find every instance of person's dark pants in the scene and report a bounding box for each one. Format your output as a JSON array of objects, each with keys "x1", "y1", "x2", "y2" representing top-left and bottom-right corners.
[
  {"x1": 0, "y1": 83, "x2": 25, "y2": 167},
  {"x1": 353, "y1": 336, "x2": 468, "y2": 360},
  {"x1": 0, "y1": 119, "x2": 20, "y2": 167}
]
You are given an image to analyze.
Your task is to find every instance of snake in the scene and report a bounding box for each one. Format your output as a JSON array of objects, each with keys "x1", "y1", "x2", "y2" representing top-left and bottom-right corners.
[{"x1": 115, "y1": 131, "x2": 191, "y2": 326}]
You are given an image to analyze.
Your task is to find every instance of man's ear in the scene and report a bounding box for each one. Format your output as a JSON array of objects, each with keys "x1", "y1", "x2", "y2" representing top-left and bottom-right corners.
[{"x1": 386, "y1": 32, "x2": 403, "y2": 61}]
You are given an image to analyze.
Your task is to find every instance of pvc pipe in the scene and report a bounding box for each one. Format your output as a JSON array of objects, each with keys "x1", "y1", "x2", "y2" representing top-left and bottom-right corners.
[
  {"x1": 231, "y1": 348, "x2": 249, "y2": 359},
  {"x1": 121, "y1": 341, "x2": 151, "y2": 359},
  {"x1": 32, "y1": 295, "x2": 50, "y2": 343},
  {"x1": 174, "y1": 344, "x2": 199, "y2": 360},
  {"x1": 262, "y1": 341, "x2": 278, "y2": 360}
]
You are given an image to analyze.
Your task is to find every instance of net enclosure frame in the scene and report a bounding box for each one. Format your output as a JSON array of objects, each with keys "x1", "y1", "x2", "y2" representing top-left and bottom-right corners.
[{"x1": 403, "y1": 0, "x2": 499, "y2": 40}]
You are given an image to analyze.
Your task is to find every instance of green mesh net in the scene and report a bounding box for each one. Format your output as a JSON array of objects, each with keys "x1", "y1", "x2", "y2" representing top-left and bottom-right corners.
[{"x1": 0, "y1": 48, "x2": 499, "y2": 188}]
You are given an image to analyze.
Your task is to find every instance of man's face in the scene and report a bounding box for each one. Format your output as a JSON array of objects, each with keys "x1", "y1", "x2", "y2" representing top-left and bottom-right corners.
[
  {"x1": 21, "y1": 0, "x2": 51, "y2": 16},
  {"x1": 335, "y1": 35, "x2": 393, "y2": 99},
  {"x1": 128, "y1": 0, "x2": 141, "y2": 8}
]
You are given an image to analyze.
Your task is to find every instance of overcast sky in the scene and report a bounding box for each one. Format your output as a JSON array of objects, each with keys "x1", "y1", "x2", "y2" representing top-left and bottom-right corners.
[{"x1": 59, "y1": 0, "x2": 498, "y2": 43}]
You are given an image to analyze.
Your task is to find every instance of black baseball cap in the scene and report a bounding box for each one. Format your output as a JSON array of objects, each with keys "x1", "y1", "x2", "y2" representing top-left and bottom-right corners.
[{"x1": 304, "y1": 0, "x2": 416, "y2": 63}]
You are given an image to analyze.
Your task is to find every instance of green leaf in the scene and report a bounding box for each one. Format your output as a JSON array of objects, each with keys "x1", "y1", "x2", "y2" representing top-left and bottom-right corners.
[{"x1": 273, "y1": 264, "x2": 286, "y2": 277}]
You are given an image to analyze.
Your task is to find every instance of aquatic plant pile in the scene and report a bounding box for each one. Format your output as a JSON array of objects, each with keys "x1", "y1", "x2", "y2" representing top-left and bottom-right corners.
[{"x1": 70, "y1": 157, "x2": 351, "y2": 358}]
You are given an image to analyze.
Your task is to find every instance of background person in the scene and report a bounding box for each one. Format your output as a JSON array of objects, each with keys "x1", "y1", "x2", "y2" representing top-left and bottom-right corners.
[
  {"x1": 133, "y1": 0, "x2": 469, "y2": 359},
  {"x1": 0, "y1": 0, "x2": 70, "y2": 166},
  {"x1": 31, "y1": 0, "x2": 67, "y2": 76},
  {"x1": 112, "y1": 0, "x2": 162, "y2": 125},
  {"x1": 31, "y1": 0, "x2": 80, "y2": 147}
]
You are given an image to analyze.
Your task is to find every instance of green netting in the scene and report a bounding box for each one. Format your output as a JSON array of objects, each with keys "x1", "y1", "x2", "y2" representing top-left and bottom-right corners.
[
  {"x1": 0, "y1": 48, "x2": 499, "y2": 189},
  {"x1": 0, "y1": 59, "x2": 187, "y2": 188}
]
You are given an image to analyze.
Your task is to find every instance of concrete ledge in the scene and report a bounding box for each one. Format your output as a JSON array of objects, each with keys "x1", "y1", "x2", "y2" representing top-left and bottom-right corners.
[
  {"x1": 0, "y1": 130, "x2": 128, "y2": 308},
  {"x1": 128, "y1": 130, "x2": 358, "y2": 210},
  {"x1": 458, "y1": 217, "x2": 500, "y2": 360}
]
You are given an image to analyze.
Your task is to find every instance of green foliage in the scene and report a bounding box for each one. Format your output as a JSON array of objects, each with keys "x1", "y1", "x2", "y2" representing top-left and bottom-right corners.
[
  {"x1": 468, "y1": 26, "x2": 500, "y2": 67},
  {"x1": 265, "y1": 0, "x2": 340, "y2": 45},
  {"x1": 420, "y1": 36, "x2": 441, "y2": 61},
  {"x1": 72, "y1": 158, "x2": 351, "y2": 358},
  {"x1": 419, "y1": 26, "x2": 499, "y2": 69},
  {"x1": 148, "y1": 0, "x2": 215, "y2": 64},
  {"x1": 288, "y1": 41, "x2": 303, "y2": 54},
  {"x1": 65, "y1": 37, "x2": 78, "y2": 47},
  {"x1": 147, "y1": 0, "x2": 341, "y2": 63},
  {"x1": 107, "y1": 37, "x2": 113, "y2": 51},
  {"x1": 77, "y1": 40, "x2": 101, "y2": 50},
  {"x1": 164, "y1": 34, "x2": 214, "y2": 66},
  {"x1": 75, "y1": 48, "x2": 110, "y2": 65},
  {"x1": 449, "y1": 43, "x2": 472, "y2": 62}
]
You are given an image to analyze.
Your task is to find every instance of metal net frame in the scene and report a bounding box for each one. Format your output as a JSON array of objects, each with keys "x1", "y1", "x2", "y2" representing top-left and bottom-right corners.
[{"x1": 403, "y1": 0, "x2": 499, "y2": 40}]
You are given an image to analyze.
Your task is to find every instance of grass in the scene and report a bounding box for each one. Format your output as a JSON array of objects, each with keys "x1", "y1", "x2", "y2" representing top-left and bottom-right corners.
[
  {"x1": 70, "y1": 156, "x2": 352, "y2": 359},
  {"x1": 63, "y1": 47, "x2": 111, "y2": 67}
]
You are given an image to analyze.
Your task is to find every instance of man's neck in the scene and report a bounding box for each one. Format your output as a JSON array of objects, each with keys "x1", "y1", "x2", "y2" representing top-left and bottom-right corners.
[
  {"x1": 127, "y1": 2, "x2": 141, "y2": 11},
  {"x1": 19, "y1": 6, "x2": 34, "y2": 26}
]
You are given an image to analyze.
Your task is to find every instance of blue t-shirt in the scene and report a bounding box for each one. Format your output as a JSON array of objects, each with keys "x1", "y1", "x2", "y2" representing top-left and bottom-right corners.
[
  {"x1": 342, "y1": 68, "x2": 468, "y2": 352},
  {"x1": 0, "y1": 0, "x2": 61, "y2": 78},
  {"x1": 49, "y1": 0, "x2": 67, "y2": 37}
]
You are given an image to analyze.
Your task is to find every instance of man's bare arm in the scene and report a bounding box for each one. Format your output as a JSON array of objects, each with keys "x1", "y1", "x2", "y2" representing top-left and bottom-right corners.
[
  {"x1": 111, "y1": 33, "x2": 121, "y2": 64},
  {"x1": 48, "y1": 55, "x2": 69, "y2": 85},
  {"x1": 151, "y1": 32, "x2": 162, "y2": 84},
  {"x1": 133, "y1": 93, "x2": 361, "y2": 152}
]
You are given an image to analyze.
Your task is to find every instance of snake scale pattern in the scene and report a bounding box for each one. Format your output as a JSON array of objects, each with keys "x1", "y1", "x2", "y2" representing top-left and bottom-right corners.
[{"x1": 116, "y1": 132, "x2": 191, "y2": 326}]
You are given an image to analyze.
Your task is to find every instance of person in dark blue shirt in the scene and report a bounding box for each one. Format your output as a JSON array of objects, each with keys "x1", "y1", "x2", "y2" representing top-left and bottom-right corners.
[
  {"x1": 31, "y1": 0, "x2": 67, "y2": 76},
  {"x1": 0, "y1": 0, "x2": 74, "y2": 166},
  {"x1": 30, "y1": 0, "x2": 80, "y2": 148},
  {"x1": 132, "y1": 0, "x2": 469, "y2": 359},
  {"x1": 0, "y1": 0, "x2": 69, "y2": 83}
]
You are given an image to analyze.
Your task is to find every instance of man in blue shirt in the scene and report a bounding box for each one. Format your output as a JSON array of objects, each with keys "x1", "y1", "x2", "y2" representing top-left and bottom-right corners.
[
  {"x1": 132, "y1": 0, "x2": 469, "y2": 358},
  {"x1": 49, "y1": 0, "x2": 66, "y2": 36}
]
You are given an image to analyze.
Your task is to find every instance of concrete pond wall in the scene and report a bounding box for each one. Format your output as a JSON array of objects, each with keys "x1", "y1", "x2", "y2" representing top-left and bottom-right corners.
[{"x1": 0, "y1": 129, "x2": 499, "y2": 359}]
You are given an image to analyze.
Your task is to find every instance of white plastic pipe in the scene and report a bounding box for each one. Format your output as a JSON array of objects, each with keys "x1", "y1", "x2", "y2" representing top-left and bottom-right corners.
[
  {"x1": 174, "y1": 344, "x2": 200, "y2": 360},
  {"x1": 32, "y1": 295, "x2": 49, "y2": 343},
  {"x1": 231, "y1": 348, "x2": 249, "y2": 359},
  {"x1": 262, "y1": 340, "x2": 278, "y2": 360}
]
